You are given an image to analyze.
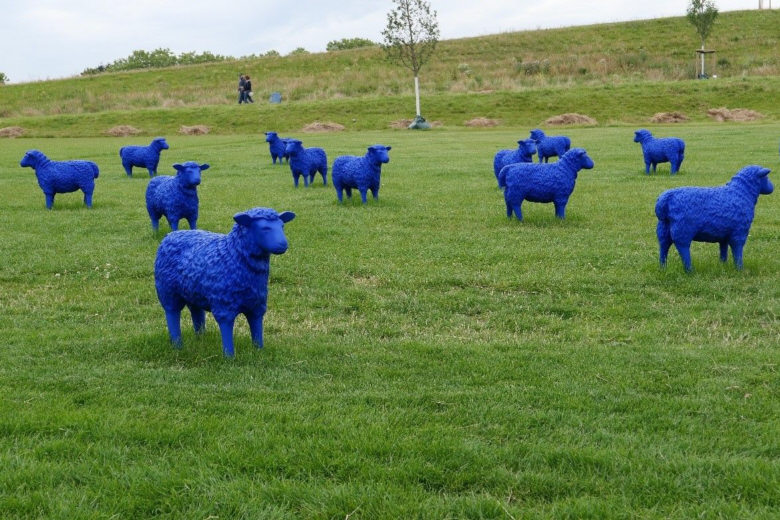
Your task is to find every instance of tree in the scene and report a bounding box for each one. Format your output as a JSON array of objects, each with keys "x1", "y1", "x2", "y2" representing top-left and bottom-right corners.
[
  {"x1": 0, "y1": 72, "x2": 8, "y2": 85},
  {"x1": 381, "y1": 0, "x2": 440, "y2": 122},
  {"x1": 288, "y1": 47, "x2": 309, "y2": 56},
  {"x1": 687, "y1": 0, "x2": 719, "y2": 78},
  {"x1": 687, "y1": 0, "x2": 719, "y2": 49}
]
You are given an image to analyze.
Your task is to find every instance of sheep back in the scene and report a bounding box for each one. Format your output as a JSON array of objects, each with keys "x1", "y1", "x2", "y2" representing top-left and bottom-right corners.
[
  {"x1": 119, "y1": 137, "x2": 169, "y2": 177},
  {"x1": 633, "y1": 129, "x2": 685, "y2": 174},
  {"x1": 285, "y1": 139, "x2": 328, "y2": 187},
  {"x1": 493, "y1": 139, "x2": 537, "y2": 185},
  {"x1": 20, "y1": 149, "x2": 99, "y2": 209},
  {"x1": 502, "y1": 148, "x2": 594, "y2": 220},
  {"x1": 529, "y1": 129, "x2": 571, "y2": 163},
  {"x1": 655, "y1": 165, "x2": 773, "y2": 271},
  {"x1": 154, "y1": 207, "x2": 296, "y2": 356}
]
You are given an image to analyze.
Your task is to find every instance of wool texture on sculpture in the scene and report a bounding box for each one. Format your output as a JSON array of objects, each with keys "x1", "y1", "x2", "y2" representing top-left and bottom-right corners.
[
  {"x1": 20, "y1": 149, "x2": 99, "y2": 209},
  {"x1": 285, "y1": 139, "x2": 328, "y2": 187},
  {"x1": 529, "y1": 129, "x2": 571, "y2": 163},
  {"x1": 119, "y1": 137, "x2": 170, "y2": 177},
  {"x1": 633, "y1": 129, "x2": 685, "y2": 175},
  {"x1": 493, "y1": 139, "x2": 537, "y2": 186},
  {"x1": 154, "y1": 207, "x2": 295, "y2": 357},
  {"x1": 655, "y1": 165, "x2": 773, "y2": 271},
  {"x1": 145, "y1": 162, "x2": 209, "y2": 232},
  {"x1": 332, "y1": 145, "x2": 392, "y2": 203},
  {"x1": 500, "y1": 148, "x2": 594, "y2": 221},
  {"x1": 264, "y1": 131, "x2": 291, "y2": 165}
]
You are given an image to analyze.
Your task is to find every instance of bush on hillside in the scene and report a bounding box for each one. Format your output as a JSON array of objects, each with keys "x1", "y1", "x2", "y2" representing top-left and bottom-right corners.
[
  {"x1": 327, "y1": 38, "x2": 377, "y2": 51},
  {"x1": 82, "y1": 48, "x2": 229, "y2": 75}
]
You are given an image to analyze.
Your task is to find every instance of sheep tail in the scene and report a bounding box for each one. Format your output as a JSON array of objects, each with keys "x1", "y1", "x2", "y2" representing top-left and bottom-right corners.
[
  {"x1": 93, "y1": 164, "x2": 100, "y2": 178},
  {"x1": 654, "y1": 191, "x2": 671, "y2": 220}
]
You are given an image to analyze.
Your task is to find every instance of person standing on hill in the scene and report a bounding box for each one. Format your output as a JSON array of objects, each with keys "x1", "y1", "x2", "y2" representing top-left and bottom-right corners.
[
  {"x1": 238, "y1": 74, "x2": 246, "y2": 104},
  {"x1": 244, "y1": 75, "x2": 254, "y2": 103}
]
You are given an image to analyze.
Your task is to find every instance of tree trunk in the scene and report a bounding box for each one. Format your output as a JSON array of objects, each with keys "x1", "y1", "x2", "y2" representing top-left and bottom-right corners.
[{"x1": 414, "y1": 75, "x2": 421, "y2": 116}]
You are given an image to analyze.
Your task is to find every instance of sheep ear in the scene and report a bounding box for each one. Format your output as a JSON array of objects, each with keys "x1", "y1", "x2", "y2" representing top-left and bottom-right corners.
[
  {"x1": 758, "y1": 167, "x2": 771, "y2": 177},
  {"x1": 386, "y1": 146, "x2": 392, "y2": 151},
  {"x1": 279, "y1": 211, "x2": 296, "y2": 223},
  {"x1": 200, "y1": 163, "x2": 210, "y2": 171},
  {"x1": 173, "y1": 163, "x2": 184, "y2": 171},
  {"x1": 233, "y1": 212, "x2": 254, "y2": 227}
]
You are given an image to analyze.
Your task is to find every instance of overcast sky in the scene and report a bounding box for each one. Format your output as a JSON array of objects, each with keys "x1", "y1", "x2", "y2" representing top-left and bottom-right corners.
[{"x1": 0, "y1": 0, "x2": 760, "y2": 83}]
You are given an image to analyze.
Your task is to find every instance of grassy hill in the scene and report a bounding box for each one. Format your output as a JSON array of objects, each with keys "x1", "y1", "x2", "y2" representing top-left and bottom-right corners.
[{"x1": 0, "y1": 9, "x2": 778, "y2": 135}]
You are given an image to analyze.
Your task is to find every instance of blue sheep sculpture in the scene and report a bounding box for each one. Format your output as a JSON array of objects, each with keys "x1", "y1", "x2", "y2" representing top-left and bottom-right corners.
[
  {"x1": 154, "y1": 207, "x2": 296, "y2": 357},
  {"x1": 529, "y1": 129, "x2": 571, "y2": 163},
  {"x1": 20, "y1": 149, "x2": 99, "y2": 209},
  {"x1": 119, "y1": 137, "x2": 169, "y2": 177},
  {"x1": 264, "y1": 131, "x2": 290, "y2": 165},
  {"x1": 145, "y1": 161, "x2": 209, "y2": 232},
  {"x1": 493, "y1": 139, "x2": 536, "y2": 186},
  {"x1": 655, "y1": 165, "x2": 773, "y2": 272},
  {"x1": 633, "y1": 129, "x2": 685, "y2": 175},
  {"x1": 332, "y1": 145, "x2": 392, "y2": 204},
  {"x1": 284, "y1": 139, "x2": 328, "y2": 187},
  {"x1": 501, "y1": 148, "x2": 594, "y2": 221}
]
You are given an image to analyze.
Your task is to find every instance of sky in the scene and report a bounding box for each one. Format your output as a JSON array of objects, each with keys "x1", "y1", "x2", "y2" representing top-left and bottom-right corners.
[{"x1": 0, "y1": 0, "x2": 761, "y2": 84}]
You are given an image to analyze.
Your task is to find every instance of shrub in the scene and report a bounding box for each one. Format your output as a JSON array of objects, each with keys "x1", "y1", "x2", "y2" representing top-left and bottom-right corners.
[{"x1": 327, "y1": 38, "x2": 377, "y2": 51}]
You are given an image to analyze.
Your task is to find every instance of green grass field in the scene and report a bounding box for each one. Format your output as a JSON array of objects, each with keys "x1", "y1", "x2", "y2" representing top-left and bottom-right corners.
[{"x1": 0, "y1": 124, "x2": 778, "y2": 518}]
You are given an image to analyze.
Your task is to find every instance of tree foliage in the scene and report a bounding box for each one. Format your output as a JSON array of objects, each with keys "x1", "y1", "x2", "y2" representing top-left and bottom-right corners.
[
  {"x1": 381, "y1": 0, "x2": 440, "y2": 77},
  {"x1": 326, "y1": 37, "x2": 377, "y2": 52},
  {"x1": 0, "y1": 72, "x2": 8, "y2": 85},
  {"x1": 687, "y1": 0, "x2": 719, "y2": 49},
  {"x1": 288, "y1": 47, "x2": 310, "y2": 56},
  {"x1": 81, "y1": 48, "x2": 229, "y2": 75}
]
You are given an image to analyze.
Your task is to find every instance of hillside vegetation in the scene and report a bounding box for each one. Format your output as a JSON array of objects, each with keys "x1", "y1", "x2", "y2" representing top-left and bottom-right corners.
[{"x1": 0, "y1": 9, "x2": 778, "y2": 134}]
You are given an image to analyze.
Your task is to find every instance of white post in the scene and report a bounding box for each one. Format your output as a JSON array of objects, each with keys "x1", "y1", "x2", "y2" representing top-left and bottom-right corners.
[{"x1": 414, "y1": 75, "x2": 421, "y2": 117}]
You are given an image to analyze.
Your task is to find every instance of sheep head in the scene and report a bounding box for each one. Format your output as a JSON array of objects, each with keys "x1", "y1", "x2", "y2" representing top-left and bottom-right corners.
[
  {"x1": 234, "y1": 208, "x2": 295, "y2": 256},
  {"x1": 734, "y1": 165, "x2": 774, "y2": 195},
  {"x1": 529, "y1": 129, "x2": 546, "y2": 142},
  {"x1": 284, "y1": 139, "x2": 304, "y2": 156},
  {"x1": 517, "y1": 139, "x2": 537, "y2": 157},
  {"x1": 564, "y1": 148, "x2": 595, "y2": 170},
  {"x1": 153, "y1": 137, "x2": 170, "y2": 150},
  {"x1": 633, "y1": 129, "x2": 652, "y2": 143},
  {"x1": 173, "y1": 162, "x2": 209, "y2": 188},
  {"x1": 368, "y1": 145, "x2": 392, "y2": 164},
  {"x1": 264, "y1": 131, "x2": 278, "y2": 142},
  {"x1": 20, "y1": 149, "x2": 46, "y2": 169}
]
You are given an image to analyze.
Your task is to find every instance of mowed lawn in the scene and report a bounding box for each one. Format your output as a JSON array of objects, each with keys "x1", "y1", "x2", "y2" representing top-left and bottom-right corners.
[{"x1": 0, "y1": 124, "x2": 778, "y2": 519}]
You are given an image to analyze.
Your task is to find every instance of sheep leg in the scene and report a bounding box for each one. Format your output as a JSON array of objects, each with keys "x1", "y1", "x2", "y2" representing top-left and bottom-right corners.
[
  {"x1": 303, "y1": 173, "x2": 310, "y2": 188},
  {"x1": 554, "y1": 199, "x2": 567, "y2": 219},
  {"x1": 321, "y1": 168, "x2": 328, "y2": 186},
  {"x1": 370, "y1": 187, "x2": 379, "y2": 200},
  {"x1": 644, "y1": 161, "x2": 651, "y2": 175},
  {"x1": 187, "y1": 216, "x2": 197, "y2": 230},
  {"x1": 122, "y1": 163, "x2": 133, "y2": 177},
  {"x1": 164, "y1": 308, "x2": 183, "y2": 348},
  {"x1": 216, "y1": 318, "x2": 237, "y2": 358},
  {"x1": 168, "y1": 217, "x2": 179, "y2": 232},
  {"x1": 674, "y1": 242, "x2": 693, "y2": 272},
  {"x1": 44, "y1": 192, "x2": 55, "y2": 210},
  {"x1": 188, "y1": 305, "x2": 206, "y2": 334},
  {"x1": 247, "y1": 311, "x2": 264, "y2": 349},
  {"x1": 657, "y1": 221, "x2": 672, "y2": 267},
  {"x1": 147, "y1": 167, "x2": 156, "y2": 178},
  {"x1": 293, "y1": 173, "x2": 300, "y2": 187},
  {"x1": 730, "y1": 240, "x2": 745, "y2": 270},
  {"x1": 505, "y1": 199, "x2": 513, "y2": 218},
  {"x1": 345, "y1": 188, "x2": 353, "y2": 199},
  {"x1": 719, "y1": 242, "x2": 729, "y2": 263},
  {"x1": 512, "y1": 203, "x2": 523, "y2": 221},
  {"x1": 359, "y1": 188, "x2": 369, "y2": 204},
  {"x1": 336, "y1": 187, "x2": 344, "y2": 203},
  {"x1": 83, "y1": 190, "x2": 93, "y2": 208}
]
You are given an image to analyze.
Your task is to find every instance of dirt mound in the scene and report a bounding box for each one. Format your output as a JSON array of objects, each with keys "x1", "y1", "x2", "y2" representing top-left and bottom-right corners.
[
  {"x1": 106, "y1": 125, "x2": 141, "y2": 137},
  {"x1": 706, "y1": 107, "x2": 764, "y2": 122},
  {"x1": 302, "y1": 121, "x2": 345, "y2": 132},
  {"x1": 0, "y1": 126, "x2": 24, "y2": 138},
  {"x1": 465, "y1": 117, "x2": 499, "y2": 127},
  {"x1": 179, "y1": 125, "x2": 210, "y2": 135},
  {"x1": 650, "y1": 111, "x2": 689, "y2": 123},
  {"x1": 544, "y1": 113, "x2": 597, "y2": 126}
]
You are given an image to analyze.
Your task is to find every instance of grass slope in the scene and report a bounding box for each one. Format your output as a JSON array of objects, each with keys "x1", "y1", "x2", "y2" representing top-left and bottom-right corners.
[
  {"x1": 0, "y1": 9, "x2": 778, "y2": 122},
  {"x1": 0, "y1": 125, "x2": 778, "y2": 518}
]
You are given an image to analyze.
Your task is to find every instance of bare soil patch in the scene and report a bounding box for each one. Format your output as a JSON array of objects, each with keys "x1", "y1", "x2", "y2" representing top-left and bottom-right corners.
[
  {"x1": 106, "y1": 125, "x2": 141, "y2": 137},
  {"x1": 465, "y1": 117, "x2": 499, "y2": 127},
  {"x1": 179, "y1": 125, "x2": 210, "y2": 135},
  {"x1": 706, "y1": 107, "x2": 764, "y2": 122},
  {"x1": 302, "y1": 121, "x2": 345, "y2": 132},
  {"x1": 544, "y1": 113, "x2": 597, "y2": 126},
  {"x1": 0, "y1": 126, "x2": 24, "y2": 138},
  {"x1": 650, "y1": 111, "x2": 689, "y2": 123}
]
